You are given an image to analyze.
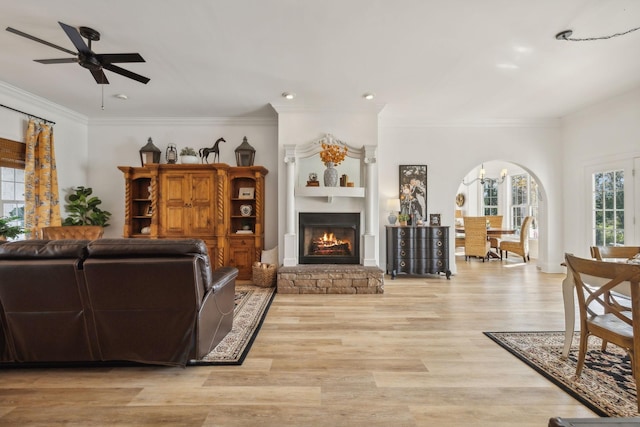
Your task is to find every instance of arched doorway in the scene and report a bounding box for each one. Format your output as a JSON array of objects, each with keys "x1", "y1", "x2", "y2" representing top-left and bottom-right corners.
[{"x1": 454, "y1": 160, "x2": 544, "y2": 261}]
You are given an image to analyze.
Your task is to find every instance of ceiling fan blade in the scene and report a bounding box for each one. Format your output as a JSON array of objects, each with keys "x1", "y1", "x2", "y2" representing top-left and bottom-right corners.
[
  {"x1": 6, "y1": 26, "x2": 77, "y2": 56},
  {"x1": 103, "y1": 63, "x2": 150, "y2": 84},
  {"x1": 58, "y1": 22, "x2": 89, "y2": 54},
  {"x1": 90, "y1": 69, "x2": 109, "y2": 84},
  {"x1": 35, "y1": 58, "x2": 78, "y2": 64},
  {"x1": 96, "y1": 53, "x2": 145, "y2": 64}
]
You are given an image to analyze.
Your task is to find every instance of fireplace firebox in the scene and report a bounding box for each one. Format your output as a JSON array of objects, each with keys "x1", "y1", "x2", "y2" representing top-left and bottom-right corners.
[{"x1": 299, "y1": 212, "x2": 360, "y2": 264}]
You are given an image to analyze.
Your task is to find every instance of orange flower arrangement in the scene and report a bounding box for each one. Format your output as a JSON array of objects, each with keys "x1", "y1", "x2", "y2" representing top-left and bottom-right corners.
[{"x1": 319, "y1": 142, "x2": 348, "y2": 165}]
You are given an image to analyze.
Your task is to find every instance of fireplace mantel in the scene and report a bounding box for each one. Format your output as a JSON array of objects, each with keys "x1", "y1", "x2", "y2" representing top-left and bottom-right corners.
[{"x1": 282, "y1": 134, "x2": 378, "y2": 267}]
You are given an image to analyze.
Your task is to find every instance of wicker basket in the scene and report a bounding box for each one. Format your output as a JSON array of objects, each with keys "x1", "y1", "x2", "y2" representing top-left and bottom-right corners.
[{"x1": 252, "y1": 263, "x2": 277, "y2": 287}]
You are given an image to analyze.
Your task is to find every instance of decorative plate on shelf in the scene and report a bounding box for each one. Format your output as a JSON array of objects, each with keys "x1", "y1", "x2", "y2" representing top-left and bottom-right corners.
[{"x1": 240, "y1": 204, "x2": 253, "y2": 216}]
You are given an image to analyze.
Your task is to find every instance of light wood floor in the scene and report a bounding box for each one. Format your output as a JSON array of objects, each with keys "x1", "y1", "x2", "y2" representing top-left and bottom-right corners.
[{"x1": 0, "y1": 255, "x2": 597, "y2": 426}]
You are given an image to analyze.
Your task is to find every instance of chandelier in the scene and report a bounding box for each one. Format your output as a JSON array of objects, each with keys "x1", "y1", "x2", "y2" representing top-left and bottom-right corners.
[{"x1": 462, "y1": 164, "x2": 507, "y2": 186}]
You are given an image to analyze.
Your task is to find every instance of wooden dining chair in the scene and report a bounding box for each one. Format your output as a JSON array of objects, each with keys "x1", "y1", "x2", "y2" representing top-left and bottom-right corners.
[
  {"x1": 463, "y1": 216, "x2": 490, "y2": 262},
  {"x1": 591, "y1": 246, "x2": 640, "y2": 262},
  {"x1": 499, "y1": 216, "x2": 532, "y2": 262},
  {"x1": 486, "y1": 215, "x2": 503, "y2": 254},
  {"x1": 564, "y1": 253, "x2": 640, "y2": 411}
]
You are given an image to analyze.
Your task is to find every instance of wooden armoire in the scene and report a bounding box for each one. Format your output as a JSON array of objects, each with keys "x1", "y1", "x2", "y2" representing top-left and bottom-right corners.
[{"x1": 118, "y1": 164, "x2": 268, "y2": 279}]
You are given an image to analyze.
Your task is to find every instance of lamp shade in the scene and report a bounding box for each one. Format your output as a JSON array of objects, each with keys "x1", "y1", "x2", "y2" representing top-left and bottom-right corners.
[
  {"x1": 139, "y1": 137, "x2": 161, "y2": 166},
  {"x1": 234, "y1": 136, "x2": 256, "y2": 166},
  {"x1": 387, "y1": 198, "x2": 401, "y2": 212}
]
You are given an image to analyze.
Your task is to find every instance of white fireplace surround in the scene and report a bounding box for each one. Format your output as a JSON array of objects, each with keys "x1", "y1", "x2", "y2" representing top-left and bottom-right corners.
[{"x1": 283, "y1": 134, "x2": 378, "y2": 267}]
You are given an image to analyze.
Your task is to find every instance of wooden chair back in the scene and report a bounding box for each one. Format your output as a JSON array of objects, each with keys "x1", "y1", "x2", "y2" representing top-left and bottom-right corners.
[
  {"x1": 565, "y1": 253, "x2": 640, "y2": 411},
  {"x1": 463, "y1": 216, "x2": 490, "y2": 261},
  {"x1": 41, "y1": 226, "x2": 104, "y2": 240},
  {"x1": 590, "y1": 246, "x2": 640, "y2": 261}
]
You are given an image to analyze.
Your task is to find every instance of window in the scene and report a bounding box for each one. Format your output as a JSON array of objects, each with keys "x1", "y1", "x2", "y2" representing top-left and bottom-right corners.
[
  {"x1": 1, "y1": 167, "x2": 25, "y2": 239},
  {"x1": 510, "y1": 173, "x2": 538, "y2": 237},
  {"x1": 0, "y1": 137, "x2": 26, "y2": 240},
  {"x1": 483, "y1": 180, "x2": 498, "y2": 216},
  {"x1": 592, "y1": 169, "x2": 624, "y2": 246}
]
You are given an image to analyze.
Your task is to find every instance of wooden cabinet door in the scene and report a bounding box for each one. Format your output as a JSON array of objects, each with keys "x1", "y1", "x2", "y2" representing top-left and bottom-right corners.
[
  {"x1": 228, "y1": 236, "x2": 255, "y2": 280},
  {"x1": 160, "y1": 171, "x2": 215, "y2": 236},
  {"x1": 190, "y1": 173, "x2": 215, "y2": 235},
  {"x1": 161, "y1": 172, "x2": 190, "y2": 236}
]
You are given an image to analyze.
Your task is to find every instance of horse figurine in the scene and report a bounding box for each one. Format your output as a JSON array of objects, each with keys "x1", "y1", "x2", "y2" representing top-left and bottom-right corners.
[{"x1": 199, "y1": 137, "x2": 225, "y2": 163}]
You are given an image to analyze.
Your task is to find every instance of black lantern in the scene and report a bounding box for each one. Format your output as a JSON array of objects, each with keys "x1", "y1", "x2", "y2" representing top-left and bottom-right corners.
[
  {"x1": 234, "y1": 136, "x2": 256, "y2": 166},
  {"x1": 166, "y1": 143, "x2": 178, "y2": 164},
  {"x1": 139, "y1": 137, "x2": 161, "y2": 166}
]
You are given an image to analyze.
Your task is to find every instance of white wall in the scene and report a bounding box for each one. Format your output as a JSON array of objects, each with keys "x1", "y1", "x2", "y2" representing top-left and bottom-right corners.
[
  {"x1": 561, "y1": 86, "x2": 640, "y2": 258},
  {"x1": 5, "y1": 79, "x2": 638, "y2": 276},
  {"x1": 378, "y1": 120, "x2": 564, "y2": 273},
  {"x1": 87, "y1": 117, "x2": 279, "y2": 248},
  {"x1": 0, "y1": 82, "x2": 89, "y2": 213}
]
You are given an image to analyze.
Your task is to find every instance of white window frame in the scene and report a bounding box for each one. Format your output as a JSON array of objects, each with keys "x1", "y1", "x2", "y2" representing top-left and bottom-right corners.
[{"x1": 585, "y1": 158, "x2": 635, "y2": 247}]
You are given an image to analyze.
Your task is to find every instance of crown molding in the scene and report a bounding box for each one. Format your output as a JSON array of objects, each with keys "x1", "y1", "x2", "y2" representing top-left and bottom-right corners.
[
  {"x1": 0, "y1": 81, "x2": 89, "y2": 125},
  {"x1": 89, "y1": 116, "x2": 277, "y2": 127},
  {"x1": 270, "y1": 102, "x2": 386, "y2": 115},
  {"x1": 380, "y1": 115, "x2": 560, "y2": 128}
]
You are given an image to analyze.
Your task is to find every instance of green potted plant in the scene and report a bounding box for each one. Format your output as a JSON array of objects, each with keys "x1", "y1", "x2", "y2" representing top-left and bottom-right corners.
[
  {"x1": 180, "y1": 147, "x2": 199, "y2": 164},
  {"x1": 398, "y1": 213, "x2": 410, "y2": 226},
  {"x1": 62, "y1": 186, "x2": 112, "y2": 227},
  {"x1": 0, "y1": 215, "x2": 24, "y2": 240}
]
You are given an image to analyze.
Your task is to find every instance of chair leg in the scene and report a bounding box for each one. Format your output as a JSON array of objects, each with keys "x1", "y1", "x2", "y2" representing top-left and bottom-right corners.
[
  {"x1": 575, "y1": 332, "x2": 589, "y2": 378},
  {"x1": 522, "y1": 254, "x2": 527, "y2": 262}
]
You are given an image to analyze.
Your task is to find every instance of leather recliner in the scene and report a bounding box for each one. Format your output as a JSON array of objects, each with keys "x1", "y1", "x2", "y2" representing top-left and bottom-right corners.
[{"x1": 0, "y1": 238, "x2": 237, "y2": 367}]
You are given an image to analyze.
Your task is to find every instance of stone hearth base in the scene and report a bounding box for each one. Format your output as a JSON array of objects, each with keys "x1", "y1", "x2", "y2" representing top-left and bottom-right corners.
[{"x1": 277, "y1": 265, "x2": 384, "y2": 294}]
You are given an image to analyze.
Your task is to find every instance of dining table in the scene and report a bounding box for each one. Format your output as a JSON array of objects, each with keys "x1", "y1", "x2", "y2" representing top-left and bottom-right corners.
[{"x1": 455, "y1": 227, "x2": 516, "y2": 258}]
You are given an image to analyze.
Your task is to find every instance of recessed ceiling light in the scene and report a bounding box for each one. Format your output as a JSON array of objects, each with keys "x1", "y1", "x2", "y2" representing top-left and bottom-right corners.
[
  {"x1": 282, "y1": 92, "x2": 296, "y2": 100},
  {"x1": 363, "y1": 93, "x2": 375, "y2": 100},
  {"x1": 114, "y1": 94, "x2": 128, "y2": 100}
]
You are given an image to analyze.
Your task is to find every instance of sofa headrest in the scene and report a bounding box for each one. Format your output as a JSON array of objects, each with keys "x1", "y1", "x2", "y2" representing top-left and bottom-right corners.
[
  {"x1": 0, "y1": 239, "x2": 89, "y2": 259},
  {"x1": 87, "y1": 238, "x2": 209, "y2": 257}
]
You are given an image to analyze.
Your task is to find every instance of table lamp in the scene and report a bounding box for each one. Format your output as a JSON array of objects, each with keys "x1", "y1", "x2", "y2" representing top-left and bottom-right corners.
[{"x1": 387, "y1": 199, "x2": 401, "y2": 225}]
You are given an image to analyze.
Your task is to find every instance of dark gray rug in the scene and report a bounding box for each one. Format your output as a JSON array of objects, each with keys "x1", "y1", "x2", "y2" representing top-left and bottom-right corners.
[{"x1": 484, "y1": 331, "x2": 638, "y2": 417}]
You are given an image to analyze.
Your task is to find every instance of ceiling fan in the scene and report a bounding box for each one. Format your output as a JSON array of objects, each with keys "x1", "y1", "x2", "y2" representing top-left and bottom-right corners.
[{"x1": 6, "y1": 21, "x2": 150, "y2": 85}]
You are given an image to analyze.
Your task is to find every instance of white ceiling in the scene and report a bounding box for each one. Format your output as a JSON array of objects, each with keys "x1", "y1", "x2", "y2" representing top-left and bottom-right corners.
[{"x1": 1, "y1": 0, "x2": 639, "y2": 120}]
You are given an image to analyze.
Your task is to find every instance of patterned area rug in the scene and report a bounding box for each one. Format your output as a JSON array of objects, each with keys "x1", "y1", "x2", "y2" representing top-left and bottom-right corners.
[
  {"x1": 190, "y1": 284, "x2": 275, "y2": 366},
  {"x1": 484, "y1": 331, "x2": 638, "y2": 417}
]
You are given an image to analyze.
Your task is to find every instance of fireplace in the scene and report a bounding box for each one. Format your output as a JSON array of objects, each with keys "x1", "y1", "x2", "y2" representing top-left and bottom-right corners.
[{"x1": 299, "y1": 212, "x2": 360, "y2": 264}]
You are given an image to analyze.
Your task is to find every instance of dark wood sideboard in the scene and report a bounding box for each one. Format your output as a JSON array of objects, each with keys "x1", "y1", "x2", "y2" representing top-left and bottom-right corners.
[{"x1": 385, "y1": 225, "x2": 451, "y2": 279}]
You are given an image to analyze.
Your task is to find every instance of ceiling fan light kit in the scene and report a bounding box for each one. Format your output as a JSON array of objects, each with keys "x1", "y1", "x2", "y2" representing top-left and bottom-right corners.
[{"x1": 6, "y1": 21, "x2": 150, "y2": 85}]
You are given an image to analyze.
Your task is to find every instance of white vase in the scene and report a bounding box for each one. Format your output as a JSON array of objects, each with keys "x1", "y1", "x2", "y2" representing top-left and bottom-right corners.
[
  {"x1": 324, "y1": 162, "x2": 338, "y2": 187},
  {"x1": 181, "y1": 155, "x2": 199, "y2": 164}
]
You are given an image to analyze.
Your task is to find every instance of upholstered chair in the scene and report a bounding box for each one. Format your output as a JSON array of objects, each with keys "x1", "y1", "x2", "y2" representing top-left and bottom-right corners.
[
  {"x1": 463, "y1": 216, "x2": 490, "y2": 262},
  {"x1": 499, "y1": 216, "x2": 532, "y2": 262}
]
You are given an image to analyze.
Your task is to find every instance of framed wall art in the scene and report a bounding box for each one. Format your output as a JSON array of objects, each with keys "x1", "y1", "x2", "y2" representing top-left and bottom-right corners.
[
  {"x1": 238, "y1": 187, "x2": 255, "y2": 199},
  {"x1": 399, "y1": 165, "x2": 427, "y2": 223},
  {"x1": 430, "y1": 214, "x2": 441, "y2": 226}
]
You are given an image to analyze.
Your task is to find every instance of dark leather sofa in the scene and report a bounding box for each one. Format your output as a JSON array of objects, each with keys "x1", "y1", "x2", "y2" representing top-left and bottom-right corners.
[{"x1": 0, "y1": 238, "x2": 237, "y2": 367}]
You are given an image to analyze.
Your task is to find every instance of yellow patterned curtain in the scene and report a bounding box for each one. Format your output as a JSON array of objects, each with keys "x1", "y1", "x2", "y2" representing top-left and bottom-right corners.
[{"x1": 24, "y1": 119, "x2": 61, "y2": 238}]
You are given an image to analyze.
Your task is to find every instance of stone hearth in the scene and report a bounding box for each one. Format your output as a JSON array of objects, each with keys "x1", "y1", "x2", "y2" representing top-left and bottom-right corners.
[{"x1": 277, "y1": 265, "x2": 384, "y2": 294}]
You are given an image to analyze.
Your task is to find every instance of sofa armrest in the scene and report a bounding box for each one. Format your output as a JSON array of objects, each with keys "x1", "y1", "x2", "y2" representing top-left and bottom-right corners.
[{"x1": 210, "y1": 266, "x2": 239, "y2": 293}]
